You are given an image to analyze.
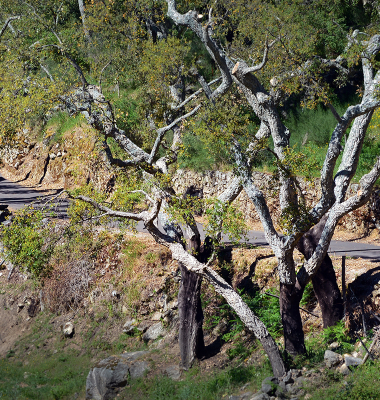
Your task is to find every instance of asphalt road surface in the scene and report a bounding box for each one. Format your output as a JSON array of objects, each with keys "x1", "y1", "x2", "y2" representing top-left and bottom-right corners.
[{"x1": 1, "y1": 174, "x2": 380, "y2": 260}]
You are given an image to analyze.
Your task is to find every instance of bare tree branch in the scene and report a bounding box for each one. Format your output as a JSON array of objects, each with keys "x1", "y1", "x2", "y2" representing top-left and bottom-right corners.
[
  {"x1": 171, "y1": 77, "x2": 221, "y2": 110},
  {"x1": 99, "y1": 61, "x2": 112, "y2": 91},
  {"x1": 0, "y1": 16, "x2": 20, "y2": 39},
  {"x1": 148, "y1": 104, "x2": 201, "y2": 164}
]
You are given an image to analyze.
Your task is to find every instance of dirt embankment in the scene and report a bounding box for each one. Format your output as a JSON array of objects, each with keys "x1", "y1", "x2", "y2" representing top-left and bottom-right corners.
[{"x1": 0, "y1": 124, "x2": 114, "y2": 193}]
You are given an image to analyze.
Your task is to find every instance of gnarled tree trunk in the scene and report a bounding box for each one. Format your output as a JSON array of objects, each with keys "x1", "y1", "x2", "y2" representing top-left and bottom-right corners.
[
  {"x1": 297, "y1": 216, "x2": 343, "y2": 328},
  {"x1": 178, "y1": 264, "x2": 205, "y2": 369},
  {"x1": 311, "y1": 255, "x2": 343, "y2": 328},
  {"x1": 280, "y1": 282, "x2": 306, "y2": 355}
]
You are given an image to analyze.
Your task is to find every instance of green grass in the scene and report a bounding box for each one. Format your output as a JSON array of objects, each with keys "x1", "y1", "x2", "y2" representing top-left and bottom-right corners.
[
  {"x1": 308, "y1": 360, "x2": 380, "y2": 400},
  {"x1": 119, "y1": 362, "x2": 272, "y2": 400},
  {"x1": 43, "y1": 112, "x2": 84, "y2": 144},
  {"x1": 0, "y1": 349, "x2": 90, "y2": 400}
]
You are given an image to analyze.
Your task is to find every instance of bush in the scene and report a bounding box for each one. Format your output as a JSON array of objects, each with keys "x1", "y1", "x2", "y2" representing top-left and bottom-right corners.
[{"x1": 0, "y1": 207, "x2": 57, "y2": 279}]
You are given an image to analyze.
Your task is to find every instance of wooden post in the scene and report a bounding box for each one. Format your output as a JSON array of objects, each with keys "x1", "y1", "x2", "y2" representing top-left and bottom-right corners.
[{"x1": 342, "y1": 255, "x2": 346, "y2": 319}]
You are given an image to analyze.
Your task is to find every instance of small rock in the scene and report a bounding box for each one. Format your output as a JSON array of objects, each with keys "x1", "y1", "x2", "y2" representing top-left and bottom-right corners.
[
  {"x1": 122, "y1": 319, "x2": 137, "y2": 334},
  {"x1": 261, "y1": 377, "x2": 278, "y2": 395},
  {"x1": 250, "y1": 393, "x2": 270, "y2": 400},
  {"x1": 163, "y1": 365, "x2": 181, "y2": 381},
  {"x1": 282, "y1": 370, "x2": 293, "y2": 384},
  {"x1": 324, "y1": 350, "x2": 342, "y2": 368},
  {"x1": 137, "y1": 320, "x2": 153, "y2": 332},
  {"x1": 290, "y1": 369, "x2": 302, "y2": 378},
  {"x1": 213, "y1": 319, "x2": 228, "y2": 336},
  {"x1": 294, "y1": 376, "x2": 305, "y2": 386},
  {"x1": 142, "y1": 322, "x2": 165, "y2": 342},
  {"x1": 50, "y1": 153, "x2": 56, "y2": 160},
  {"x1": 338, "y1": 364, "x2": 351, "y2": 375},
  {"x1": 151, "y1": 311, "x2": 163, "y2": 321},
  {"x1": 63, "y1": 322, "x2": 74, "y2": 337},
  {"x1": 344, "y1": 355, "x2": 363, "y2": 367},
  {"x1": 164, "y1": 300, "x2": 178, "y2": 311},
  {"x1": 328, "y1": 342, "x2": 340, "y2": 350},
  {"x1": 17, "y1": 303, "x2": 24, "y2": 312}
]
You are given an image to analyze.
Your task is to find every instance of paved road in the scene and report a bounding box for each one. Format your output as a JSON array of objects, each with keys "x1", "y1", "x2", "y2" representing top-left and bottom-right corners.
[
  {"x1": 0, "y1": 175, "x2": 69, "y2": 218},
  {"x1": 1, "y1": 175, "x2": 380, "y2": 260}
]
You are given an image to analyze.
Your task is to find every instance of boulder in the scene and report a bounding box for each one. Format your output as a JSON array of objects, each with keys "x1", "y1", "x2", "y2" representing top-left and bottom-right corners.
[
  {"x1": 142, "y1": 322, "x2": 165, "y2": 342},
  {"x1": 324, "y1": 350, "x2": 342, "y2": 368},
  {"x1": 86, "y1": 351, "x2": 149, "y2": 400}
]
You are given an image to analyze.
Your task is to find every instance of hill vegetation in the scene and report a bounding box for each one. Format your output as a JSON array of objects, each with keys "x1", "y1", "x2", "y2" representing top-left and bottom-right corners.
[{"x1": 1, "y1": 0, "x2": 380, "y2": 398}]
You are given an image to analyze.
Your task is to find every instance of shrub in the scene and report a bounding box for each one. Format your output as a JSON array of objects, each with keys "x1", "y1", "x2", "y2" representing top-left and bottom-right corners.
[{"x1": 0, "y1": 207, "x2": 57, "y2": 279}]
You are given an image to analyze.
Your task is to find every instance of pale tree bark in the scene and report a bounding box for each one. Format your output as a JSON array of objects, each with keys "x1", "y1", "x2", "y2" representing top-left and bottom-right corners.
[
  {"x1": 55, "y1": 0, "x2": 380, "y2": 367},
  {"x1": 77, "y1": 0, "x2": 90, "y2": 41},
  {"x1": 166, "y1": 0, "x2": 380, "y2": 356}
]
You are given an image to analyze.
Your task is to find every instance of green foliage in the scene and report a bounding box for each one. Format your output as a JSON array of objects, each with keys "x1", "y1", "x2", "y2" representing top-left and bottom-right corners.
[
  {"x1": 322, "y1": 320, "x2": 351, "y2": 345},
  {"x1": 0, "y1": 207, "x2": 57, "y2": 279},
  {"x1": 120, "y1": 361, "x2": 273, "y2": 400},
  {"x1": 309, "y1": 359, "x2": 380, "y2": 400},
  {"x1": 300, "y1": 282, "x2": 316, "y2": 306},
  {"x1": 204, "y1": 199, "x2": 248, "y2": 246},
  {"x1": 206, "y1": 289, "x2": 282, "y2": 348},
  {"x1": 43, "y1": 112, "x2": 84, "y2": 143}
]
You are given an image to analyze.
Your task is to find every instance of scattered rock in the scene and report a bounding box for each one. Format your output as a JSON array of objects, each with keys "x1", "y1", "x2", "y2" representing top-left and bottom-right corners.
[
  {"x1": 163, "y1": 365, "x2": 181, "y2": 381},
  {"x1": 137, "y1": 320, "x2": 153, "y2": 332},
  {"x1": 344, "y1": 355, "x2": 363, "y2": 367},
  {"x1": 324, "y1": 350, "x2": 342, "y2": 368},
  {"x1": 122, "y1": 319, "x2": 137, "y2": 334},
  {"x1": 63, "y1": 322, "x2": 74, "y2": 337},
  {"x1": 213, "y1": 319, "x2": 228, "y2": 336},
  {"x1": 250, "y1": 393, "x2": 270, "y2": 400},
  {"x1": 282, "y1": 370, "x2": 293, "y2": 384},
  {"x1": 328, "y1": 342, "x2": 340, "y2": 350},
  {"x1": 17, "y1": 303, "x2": 24, "y2": 312},
  {"x1": 151, "y1": 311, "x2": 163, "y2": 321},
  {"x1": 164, "y1": 300, "x2": 178, "y2": 311},
  {"x1": 142, "y1": 322, "x2": 165, "y2": 342},
  {"x1": 338, "y1": 364, "x2": 351, "y2": 375},
  {"x1": 261, "y1": 377, "x2": 278, "y2": 395},
  {"x1": 27, "y1": 298, "x2": 39, "y2": 317},
  {"x1": 86, "y1": 351, "x2": 149, "y2": 400}
]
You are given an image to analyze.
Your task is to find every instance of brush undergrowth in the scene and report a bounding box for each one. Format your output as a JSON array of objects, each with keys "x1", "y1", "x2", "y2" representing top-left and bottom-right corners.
[{"x1": 119, "y1": 362, "x2": 273, "y2": 400}]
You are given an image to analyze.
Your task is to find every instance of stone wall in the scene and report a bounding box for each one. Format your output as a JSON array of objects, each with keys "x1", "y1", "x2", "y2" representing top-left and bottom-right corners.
[{"x1": 172, "y1": 169, "x2": 377, "y2": 235}]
